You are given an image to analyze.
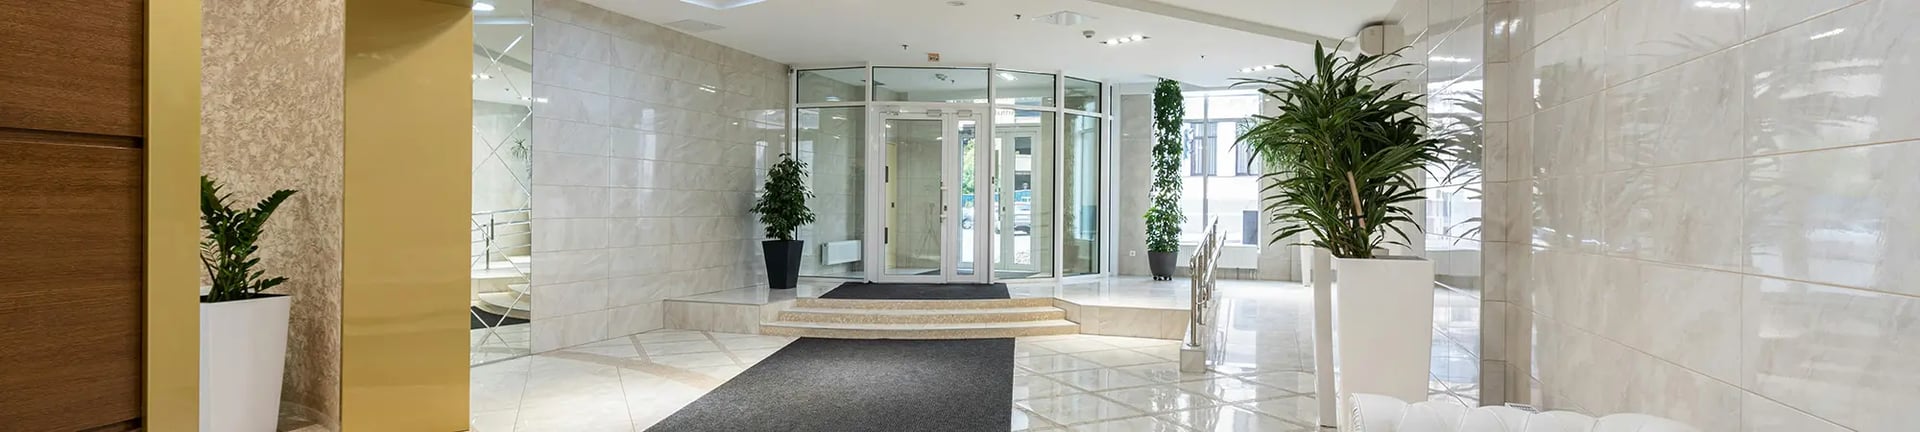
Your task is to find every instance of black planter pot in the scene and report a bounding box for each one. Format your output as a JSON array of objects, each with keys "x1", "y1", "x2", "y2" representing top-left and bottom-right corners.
[
  {"x1": 762, "y1": 240, "x2": 804, "y2": 289},
  {"x1": 1148, "y1": 251, "x2": 1177, "y2": 281}
]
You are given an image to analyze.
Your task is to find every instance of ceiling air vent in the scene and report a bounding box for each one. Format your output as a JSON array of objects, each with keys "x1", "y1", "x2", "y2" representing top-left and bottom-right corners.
[
  {"x1": 1032, "y1": 10, "x2": 1096, "y2": 26},
  {"x1": 664, "y1": 19, "x2": 726, "y2": 33}
]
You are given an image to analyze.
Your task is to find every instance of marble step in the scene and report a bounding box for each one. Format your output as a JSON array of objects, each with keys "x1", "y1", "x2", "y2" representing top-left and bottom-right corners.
[
  {"x1": 475, "y1": 292, "x2": 532, "y2": 320},
  {"x1": 792, "y1": 297, "x2": 1055, "y2": 310},
  {"x1": 759, "y1": 319, "x2": 1080, "y2": 340},
  {"x1": 778, "y1": 306, "x2": 1066, "y2": 324},
  {"x1": 507, "y1": 283, "x2": 530, "y2": 296}
]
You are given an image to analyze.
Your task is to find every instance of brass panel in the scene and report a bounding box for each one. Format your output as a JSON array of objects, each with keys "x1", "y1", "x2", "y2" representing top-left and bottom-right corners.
[
  {"x1": 145, "y1": 0, "x2": 203, "y2": 430},
  {"x1": 341, "y1": 0, "x2": 471, "y2": 430}
]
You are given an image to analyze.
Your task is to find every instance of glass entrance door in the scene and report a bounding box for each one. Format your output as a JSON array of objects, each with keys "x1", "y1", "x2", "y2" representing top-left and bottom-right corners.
[{"x1": 874, "y1": 106, "x2": 987, "y2": 283}]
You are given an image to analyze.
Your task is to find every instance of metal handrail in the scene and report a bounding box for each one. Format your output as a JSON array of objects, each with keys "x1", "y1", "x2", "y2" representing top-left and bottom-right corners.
[
  {"x1": 471, "y1": 208, "x2": 532, "y2": 270},
  {"x1": 1187, "y1": 218, "x2": 1224, "y2": 347}
]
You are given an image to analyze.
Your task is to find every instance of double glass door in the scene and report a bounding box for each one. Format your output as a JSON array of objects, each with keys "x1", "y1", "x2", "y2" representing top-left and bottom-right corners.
[{"x1": 873, "y1": 106, "x2": 987, "y2": 283}]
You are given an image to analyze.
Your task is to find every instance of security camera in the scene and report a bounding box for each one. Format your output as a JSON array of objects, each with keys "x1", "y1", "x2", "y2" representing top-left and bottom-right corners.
[{"x1": 1083, "y1": 30, "x2": 1096, "y2": 39}]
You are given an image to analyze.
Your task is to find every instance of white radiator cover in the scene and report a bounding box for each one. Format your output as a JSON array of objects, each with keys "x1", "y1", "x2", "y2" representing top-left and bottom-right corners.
[{"x1": 822, "y1": 240, "x2": 862, "y2": 265}]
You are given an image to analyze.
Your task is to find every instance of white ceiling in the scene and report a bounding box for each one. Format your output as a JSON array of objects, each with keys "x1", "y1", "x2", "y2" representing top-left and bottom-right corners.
[{"x1": 580, "y1": 0, "x2": 1397, "y2": 87}]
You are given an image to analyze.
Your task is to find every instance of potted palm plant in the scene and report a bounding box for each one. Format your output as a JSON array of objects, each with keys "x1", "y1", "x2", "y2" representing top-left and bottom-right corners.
[
  {"x1": 1238, "y1": 42, "x2": 1452, "y2": 404},
  {"x1": 1145, "y1": 78, "x2": 1185, "y2": 281},
  {"x1": 198, "y1": 175, "x2": 298, "y2": 432},
  {"x1": 751, "y1": 154, "x2": 815, "y2": 289}
]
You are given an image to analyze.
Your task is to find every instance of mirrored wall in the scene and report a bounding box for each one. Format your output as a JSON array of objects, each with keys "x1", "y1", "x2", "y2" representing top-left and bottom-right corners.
[
  {"x1": 470, "y1": 0, "x2": 533, "y2": 365},
  {"x1": 793, "y1": 66, "x2": 1108, "y2": 282}
]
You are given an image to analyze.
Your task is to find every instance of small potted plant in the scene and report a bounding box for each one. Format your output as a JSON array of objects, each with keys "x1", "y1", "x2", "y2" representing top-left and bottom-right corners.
[
  {"x1": 750, "y1": 154, "x2": 815, "y2": 289},
  {"x1": 1145, "y1": 78, "x2": 1185, "y2": 280},
  {"x1": 197, "y1": 175, "x2": 297, "y2": 432}
]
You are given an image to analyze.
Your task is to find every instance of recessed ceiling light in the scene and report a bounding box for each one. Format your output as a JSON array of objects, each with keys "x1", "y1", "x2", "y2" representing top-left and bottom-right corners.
[
  {"x1": 471, "y1": 73, "x2": 494, "y2": 80},
  {"x1": 1239, "y1": 64, "x2": 1281, "y2": 73},
  {"x1": 1102, "y1": 34, "x2": 1148, "y2": 45},
  {"x1": 680, "y1": 0, "x2": 767, "y2": 10},
  {"x1": 471, "y1": 2, "x2": 495, "y2": 11}
]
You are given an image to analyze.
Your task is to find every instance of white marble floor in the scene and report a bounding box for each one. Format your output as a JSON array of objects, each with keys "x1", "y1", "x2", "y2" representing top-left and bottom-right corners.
[{"x1": 471, "y1": 278, "x2": 1480, "y2": 431}]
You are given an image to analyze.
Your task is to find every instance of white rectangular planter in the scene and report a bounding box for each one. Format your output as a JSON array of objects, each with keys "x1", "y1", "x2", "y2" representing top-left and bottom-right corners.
[
  {"x1": 1332, "y1": 256, "x2": 1434, "y2": 405},
  {"x1": 200, "y1": 295, "x2": 291, "y2": 432}
]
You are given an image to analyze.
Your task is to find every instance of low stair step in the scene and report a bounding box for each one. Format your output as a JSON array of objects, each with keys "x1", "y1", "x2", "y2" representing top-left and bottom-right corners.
[
  {"x1": 793, "y1": 297, "x2": 1055, "y2": 310},
  {"x1": 471, "y1": 266, "x2": 525, "y2": 280},
  {"x1": 760, "y1": 319, "x2": 1079, "y2": 340},
  {"x1": 507, "y1": 283, "x2": 531, "y2": 296},
  {"x1": 778, "y1": 306, "x2": 1065, "y2": 324},
  {"x1": 477, "y1": 291, "x2": 532, "y2": 311}
]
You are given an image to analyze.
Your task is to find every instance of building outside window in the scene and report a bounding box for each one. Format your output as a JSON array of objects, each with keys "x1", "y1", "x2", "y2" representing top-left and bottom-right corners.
[{"x1": 1177, "y1": 90, "x2": 1264, "y2": 246}]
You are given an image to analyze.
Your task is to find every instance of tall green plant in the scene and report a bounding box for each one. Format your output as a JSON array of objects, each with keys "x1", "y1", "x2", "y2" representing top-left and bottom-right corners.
[
  {"x1": 200, "y1": 175, "x2": 299, "y2": 303},
  {"x1": 1145, "y1": 78, "x2": 1185, "y2": 253},
  {"x1": 750, "y1": 154, "x2": 816, "y2": 241},
  {"x1": 1237, "y1": 42, "x2": 1452, "y2": 259}
]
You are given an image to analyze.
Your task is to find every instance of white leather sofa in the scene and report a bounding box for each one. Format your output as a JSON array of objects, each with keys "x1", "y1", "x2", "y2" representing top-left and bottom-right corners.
[{"x1": 1348, "y1": 394, "x2": 1700, "y2": 432}]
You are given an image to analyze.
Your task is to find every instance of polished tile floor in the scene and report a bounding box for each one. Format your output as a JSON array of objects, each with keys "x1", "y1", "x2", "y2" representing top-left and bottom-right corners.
[{"x1": 470, "y1": 278, "x2": 1480, "y2": 431}]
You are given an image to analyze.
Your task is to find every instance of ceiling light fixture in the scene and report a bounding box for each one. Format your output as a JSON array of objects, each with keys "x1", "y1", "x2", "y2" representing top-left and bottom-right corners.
[
  {"x1": 471, "y1": 2, "x2": 495, "y2": 11},
  {"x1": 1691, "y1": 1, "x2": 1745, "y2": 9},
  {"x1": 1430, "y1": 56, "x2": 1474, "y2": 63},
  {"x1": 680, "y1": 0, "x2": 767, "y2": 10},
  {"x1": 1239, "y1": 64, "x2": 1281, "y2": 73},
  {"x1": 1101, "y1": 34, "x2": 1148, "y2": 45},
  {"x1": 471, "y1": 73, "x2": 494, "y2": 80}
]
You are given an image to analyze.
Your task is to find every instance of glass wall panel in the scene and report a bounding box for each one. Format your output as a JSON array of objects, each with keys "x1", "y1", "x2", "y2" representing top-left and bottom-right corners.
[
  {"x1": 992, "y1": 109, "x2": 1054, "y2": 279},
  {"x1": 1063, "y1": 114, "x2": 1101, "y2": 276},
  {"x1": 471, "y1": 0, "x2": 533, "y2": 365},
  {"x1": 1179, "y1": 90, "x2": 1264, "y2": 245},
  {"x1": 873, "y1": 67, "x2": 989, "y2": 103},
  {"x1": 955, "y1": 118, "x2": 979, "y2": 276},
  {"x1": 993, "y1": 70, "x2": 1056, "y2": 107},
  {"x1": 797, "y1": 68, "x2": 867, "y2": 104},
  {"x1": 798, "y1": 107, "x2": 865, "y2": 278},
  {"x1": 1064, "y1": 77, "x2": 1101, "y2": 112}
]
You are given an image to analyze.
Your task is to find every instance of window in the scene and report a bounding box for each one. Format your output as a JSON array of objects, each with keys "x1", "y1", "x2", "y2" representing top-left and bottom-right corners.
[{"x1": 1177, "y1": 90, "x2": 1265, "y2": 246}]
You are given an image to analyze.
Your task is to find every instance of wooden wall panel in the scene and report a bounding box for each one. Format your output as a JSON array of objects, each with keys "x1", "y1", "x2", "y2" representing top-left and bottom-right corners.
[
  {"x1": 0, "y1": 0, "x2": 145, "y2": 136},
  {"x1": 0, "y1": 141, "x2": 144, "y2": 431},
  {"x1": 0, "y1": 0, "x2": 148, "y2": 430}
]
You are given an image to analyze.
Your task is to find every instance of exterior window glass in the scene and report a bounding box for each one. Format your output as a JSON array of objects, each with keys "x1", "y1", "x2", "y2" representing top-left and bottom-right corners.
[
  {"x1": 1177, "y1": 90, "x2": 1264, "y2": 246},
  {"x1": 796, "y1": 68, "x2": 867, "y2": 104},
  {"x1": 1064, "y1": 77, "x2": 1101, "y2": 112},
  {"x1": 873, "y1": 67, "x2": 989, "y2": 103}
]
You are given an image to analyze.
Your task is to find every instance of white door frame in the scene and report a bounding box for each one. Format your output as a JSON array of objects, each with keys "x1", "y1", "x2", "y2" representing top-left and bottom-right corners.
[{"x1": 867, "y1": 103, "x2": 991, "y2": 284}]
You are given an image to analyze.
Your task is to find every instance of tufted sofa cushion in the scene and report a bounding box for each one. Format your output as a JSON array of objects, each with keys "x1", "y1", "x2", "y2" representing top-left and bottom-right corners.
[{"x1": 1349, "y1": 393, "x2": 1701, "y2": 432}]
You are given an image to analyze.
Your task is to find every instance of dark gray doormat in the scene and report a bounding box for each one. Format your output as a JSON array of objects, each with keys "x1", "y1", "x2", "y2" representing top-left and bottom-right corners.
[
  {"x1": 644, "y1": 338, "x2": 1015, "y2": 432},
  {"x1": 819, "y1": 282, "x2": 1011, "y2": 300}
]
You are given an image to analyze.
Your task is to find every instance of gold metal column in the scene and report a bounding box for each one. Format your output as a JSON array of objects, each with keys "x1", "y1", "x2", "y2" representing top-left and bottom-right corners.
[
  {"x1": 341, "y1": 0, "x2": 472, "y2": 429},
  {"x1": 146, "y1": 0, "x2": 203, "y2": 430}
]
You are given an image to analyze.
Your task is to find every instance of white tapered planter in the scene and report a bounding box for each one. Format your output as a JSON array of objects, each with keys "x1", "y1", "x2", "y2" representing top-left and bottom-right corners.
[
  {"x1": 1300, "y1": 246, "x2": 1337, "y2": 428},
  {"x1": 200, "y1": 295, "x2": 291, "y2": 432},
  {"x1": 1331, "y1": 256, "x2": 1433, "y2": 407}
]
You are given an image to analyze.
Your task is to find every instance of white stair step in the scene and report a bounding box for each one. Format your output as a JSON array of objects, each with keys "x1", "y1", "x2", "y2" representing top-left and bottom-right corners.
[
  {"x1": 759, "y1": 319, "x2": 1079, "y2": 339},
  {"x1": 506, "y1": 255, "x2": 531, "y2": 266},
  {"x1": 793, "y1": 297, "x2": 1055, "y2": 310},
  {"x1": 471, "y1": 266, "x2": 525, "y2": 280},
  {"x1": 507, "y1": 283, "x2": 531, "y2": 296},
  {"x1": 778, "y1": 306, "x2": 1065, "y2": 324},
  {"x1": 477, "y1": 291, "x2": 532, "y2": 312}
]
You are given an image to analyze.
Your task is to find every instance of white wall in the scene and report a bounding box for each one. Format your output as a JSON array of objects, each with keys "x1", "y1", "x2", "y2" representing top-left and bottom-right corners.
[
  {"x1": 1484, "y1": 0, "x2": 1918, "y2": 430},
  {"x1": 528, "y1": 0, "x2": 787, "y2": 352}
]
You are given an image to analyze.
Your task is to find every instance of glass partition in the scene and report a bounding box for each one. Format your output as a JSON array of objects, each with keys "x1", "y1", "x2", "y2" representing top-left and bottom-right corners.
[
  {"x1": 1063, "y1": 114, "x2": 1101, "y2": 275},
  {"x1": 797, "y1": 107, "x2": 865, "y2": 278},
  {"x1": 471, "y1": 0, "x2": 533, "y2": 366},
  {"x1": 993, "y1": 109, "x2": 1054, "y2": 279},
  {"x1": 873, "y1": 67, "x2": 989, "y2": 103},
  {"x1": 1064, "y1": 77, "x2": 1101, "y2": 112},
  {"x1": 797, "y1": 68, "x2": 867, "y2": 104},
  {"x1": 791, "y1": 67, "x2": 1107, "y2": 281},
  {"x1": 994, "y1": 70, "x2": 1056, "y2": 107}
]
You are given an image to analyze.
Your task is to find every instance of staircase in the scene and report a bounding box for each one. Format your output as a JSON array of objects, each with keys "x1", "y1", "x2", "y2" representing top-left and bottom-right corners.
[
  {"x1": 471, "y1": 256, "x2": 532, "y2": 320},
  {"x1": 760, "y1": 297, "x2": 1079, "y2": 339}
]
